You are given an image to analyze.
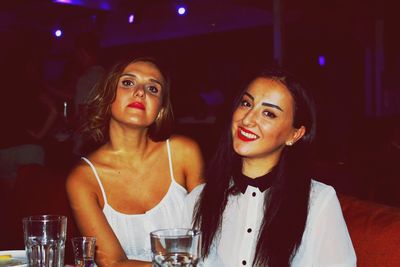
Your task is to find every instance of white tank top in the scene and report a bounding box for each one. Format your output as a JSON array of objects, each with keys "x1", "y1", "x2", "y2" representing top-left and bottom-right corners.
[{"x1": 81, "y1": 139, "x2": 188, "y2": 261}]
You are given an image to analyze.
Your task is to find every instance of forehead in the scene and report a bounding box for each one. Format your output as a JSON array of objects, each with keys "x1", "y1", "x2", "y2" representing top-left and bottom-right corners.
[
  {"x1": 122, "y1": 61, "x2": 164, "y2": 82},
  {"x1": 245, "y1": 77, "x2": 294, "y2": 107}
]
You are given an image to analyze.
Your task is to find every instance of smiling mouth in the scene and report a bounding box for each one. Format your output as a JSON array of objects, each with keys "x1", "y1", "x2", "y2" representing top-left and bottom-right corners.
[
  {"x1": 128, "y1": 102, "x2": 145, "y2": 110},
  {"x1": 237, "y1": 127, "x2": 259, "y2": 141}
]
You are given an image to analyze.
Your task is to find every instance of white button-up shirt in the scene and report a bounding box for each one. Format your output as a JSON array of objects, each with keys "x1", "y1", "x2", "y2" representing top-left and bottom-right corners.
[{"x1": 185, "y1": 180, "x2": 356, "y2": 267}]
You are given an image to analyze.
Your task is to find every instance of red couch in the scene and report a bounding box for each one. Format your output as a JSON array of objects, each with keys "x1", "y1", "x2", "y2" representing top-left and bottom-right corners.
[
  {"x1": 1, "y1": 164, "x2": 79, "y2": 263},
  {"x1": 339, "y1": 194, "x2": 400, "y2": 267}
]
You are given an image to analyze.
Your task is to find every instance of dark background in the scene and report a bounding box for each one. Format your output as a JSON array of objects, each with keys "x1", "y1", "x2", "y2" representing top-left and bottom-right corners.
[{"x1": 0, "y1": 0, "x2": 399, "y2": 212}]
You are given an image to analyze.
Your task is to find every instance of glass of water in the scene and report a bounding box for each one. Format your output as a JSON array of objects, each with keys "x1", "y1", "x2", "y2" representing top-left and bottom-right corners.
[
  {"x1": 150, "y1": 228, "x2": 201, "y2": 267},
  {"x1": 71, "y1": 236, "x2": 96, "y2": 267},
  {"x1": 22, "y1": 215, "x2": 67, "y2": 267}
]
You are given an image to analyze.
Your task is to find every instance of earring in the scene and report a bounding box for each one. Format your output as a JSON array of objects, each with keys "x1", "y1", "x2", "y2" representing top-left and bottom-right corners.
[{"x1": 286, "y1": 141, "x2": 293, "y2": 146}]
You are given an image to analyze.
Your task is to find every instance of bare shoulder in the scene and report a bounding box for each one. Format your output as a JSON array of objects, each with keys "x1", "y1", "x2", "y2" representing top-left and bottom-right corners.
[
  {"x1": 169, "y1": 134, "x2": 202, "y2": 156},
  {"x1": 168, "y1": 135, "x2": 204, "y2": 192},
  {"x1": 66, "y1": 157, "x2": 99, "y2": 195}
]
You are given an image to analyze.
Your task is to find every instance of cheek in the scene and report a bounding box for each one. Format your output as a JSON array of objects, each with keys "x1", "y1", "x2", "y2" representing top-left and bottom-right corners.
[
  {"x1": 231, "y1": 110, "x2": 243, "y2": 129},
  {"x1": 232, "y1": 109, "x2": 241, "y2": 121},
  {"x1": 113, "y1": 89, "x2": 127, "y2": 104},
  {"x1": 110, "y1": 98, "x2": 118, "y2": 112},
  {"x1": 110, "y1": 90, "x2": 128, "y2": 114},
  {"x1": 260, "y1": 123, "x2": 282, "y2": 140},
  {"x1": 264, "y1": 123, "x2": 294, "y2": 142},
  {"x1": 111, "y1": 96, "x2": 122, "y2": 111},
  {"x1": 231, "y1": 115, "x2": 240, "y2": 136},
  {"x1": 150, "y1": 97, "x2": 162, "y2": 110}
]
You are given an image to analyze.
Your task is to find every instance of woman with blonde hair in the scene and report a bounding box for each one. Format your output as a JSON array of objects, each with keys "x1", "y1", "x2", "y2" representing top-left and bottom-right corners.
[{"x1": 67, "y1": 57, "x2": 204, "y2": 266}]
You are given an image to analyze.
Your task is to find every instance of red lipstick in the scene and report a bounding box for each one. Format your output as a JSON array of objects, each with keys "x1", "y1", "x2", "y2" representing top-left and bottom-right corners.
[
  {"x1": 128, "y1": 102, "x2": 145, "y2": 110},
  {"x1": 237, "y1": 126, "x2": 258, "y2": 142}
]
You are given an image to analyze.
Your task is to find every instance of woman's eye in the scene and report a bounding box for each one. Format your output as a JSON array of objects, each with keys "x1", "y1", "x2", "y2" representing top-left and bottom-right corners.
[
  {"x1": 121, "y1": 80, "x2": 134, "y2": 87},
  {"x1": 263, "y1": 111, "x2": 276, "y2": 118},
  {"x1": 240, "y1": 99, "x2": 251, "y2": 108},
  {"x1": 147, "y1": 85, "x2": 159, "y2": 94}
]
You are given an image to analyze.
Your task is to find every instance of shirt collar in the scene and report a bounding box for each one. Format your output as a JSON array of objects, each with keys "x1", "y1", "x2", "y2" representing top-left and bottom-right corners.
[{"x1": 233, "y1": 167, "x2": 277, "y2": 194}]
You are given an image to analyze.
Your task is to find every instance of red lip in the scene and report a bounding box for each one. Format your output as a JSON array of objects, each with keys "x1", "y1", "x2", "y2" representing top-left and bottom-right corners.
[
  {"x1": 128, "y1": 102, "x2": 145, "y2": 110},
  {"x1": 237, "y1": 126, "x2": 258, "y2": 142}
]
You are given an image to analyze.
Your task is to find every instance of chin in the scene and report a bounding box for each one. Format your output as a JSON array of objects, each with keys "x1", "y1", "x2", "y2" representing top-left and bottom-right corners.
[{"x1": 233, "y1": 145, "x2": 252, "y2": 157}]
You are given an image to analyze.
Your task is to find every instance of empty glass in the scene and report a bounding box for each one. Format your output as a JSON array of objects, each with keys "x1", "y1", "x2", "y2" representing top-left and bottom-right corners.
[
  {"x1": 71, "y1": 237, "x2": 96, "y2": 267},
  {"x1": 22, "y1": 215, "x2": 67, "y2": 267},
  {"x1": 150, "y1": 228, "x2": 201, "y2": 267}
]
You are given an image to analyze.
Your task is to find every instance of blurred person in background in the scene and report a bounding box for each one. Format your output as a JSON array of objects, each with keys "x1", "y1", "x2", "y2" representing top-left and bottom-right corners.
[{"x1": 0, "y1": 40, "x2": 58, "y2": 192}]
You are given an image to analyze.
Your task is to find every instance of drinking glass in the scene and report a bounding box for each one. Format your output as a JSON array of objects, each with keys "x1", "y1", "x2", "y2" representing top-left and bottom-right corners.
[
  {"x1": 22, "y1": 215, "x2": 67, "y2": 267},
  {"x1": 71, "y1": 237, "x2": 96, "y2": 267},
  {"x1": 150, "y1": 228, "x2": 201, "y2": 267}
]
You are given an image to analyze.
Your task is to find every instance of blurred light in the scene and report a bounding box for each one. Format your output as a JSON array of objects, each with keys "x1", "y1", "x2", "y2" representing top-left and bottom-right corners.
[
  {"x1": 128, "y1": 14, "x2": 135, "y2": 23},
  {"x1": 100, "y1": 1, "x2": 111, "y2": 10},
  {"x1": 318, "y1": 55, "x2": 326, "y2": 66},
  {"x1": 54, "y1": 29, "x2": 62, "y2": 37},
  {"x1": 53, "y1": 0, "x2": 73, "y2": 3},
  {"x1": 177, "y1": 6, "x2": 186, "y2": 15},
  {"x1": 53, "y1": 0, "x2": 111, "y2": 10},
  {"x1": 91, "y1": 15, "x2": 97, "y2": 24}
]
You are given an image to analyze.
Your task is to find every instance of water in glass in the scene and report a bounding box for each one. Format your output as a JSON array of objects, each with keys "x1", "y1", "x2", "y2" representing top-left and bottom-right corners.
[
  {"x1": 153, "y1": 252, "x2": 199, "y2": 267},
  {"x1": 26, "y1": 236, "x2": 65, "y2": 267}
]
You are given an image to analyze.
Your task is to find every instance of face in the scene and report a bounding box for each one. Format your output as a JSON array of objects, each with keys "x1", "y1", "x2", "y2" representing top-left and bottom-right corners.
[
  {"x1": 231, "y1": 77, "x2": 304, "y2": 165},
  {"x1": 110, "y1": 61, "x2": 164, "y2": 128}
]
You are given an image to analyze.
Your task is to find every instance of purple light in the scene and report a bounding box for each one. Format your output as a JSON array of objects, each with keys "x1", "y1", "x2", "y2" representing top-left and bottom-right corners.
[
  {"x1": 318, "y1": 55, "x2": 326, "y2": 66},
  {"x1": 53, "y1": 0, "x2": 111, "y2": 10},
  {"x1": 100, "y1": 1, "x2": 111, "y2": 10},
  {"x1": 177, "y1": 6, "x2": 186, "y2": 15},
  {"x1": 53, "y1": 0, "x2": 73, "y2": 3},
  {"x1": 54, "y1": 29, "x2": 62, "y2": 37},
  {"x1": 128, "y1": 14, "x2": 135, "y2": 23}
]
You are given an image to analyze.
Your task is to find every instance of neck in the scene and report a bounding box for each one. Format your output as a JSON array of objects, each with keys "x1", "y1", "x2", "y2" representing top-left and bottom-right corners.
[
  {"x1": 241, "y1": 156, "x2": 278, "y2": 178},
  {"x1": 107, "y1": 119, "x2": 153, "y2": 159}
]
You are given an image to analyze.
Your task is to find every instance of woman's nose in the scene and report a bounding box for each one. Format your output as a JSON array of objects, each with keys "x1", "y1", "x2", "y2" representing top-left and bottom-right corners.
[
  {"x1": 133, "y1": 85, "x2": 145, "y2": 98},
  {"x1": 242, "y1": 110, "x2": 256, "y2": 126}
]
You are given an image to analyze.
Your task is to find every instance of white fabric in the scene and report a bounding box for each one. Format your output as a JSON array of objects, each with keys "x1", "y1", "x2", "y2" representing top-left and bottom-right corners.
[
  {"x1": 185, "y1": 180, "x2": 356, "y2": 267},
  {"x1": 82, "y1": 139, "x2": 188, "y2": 261}
]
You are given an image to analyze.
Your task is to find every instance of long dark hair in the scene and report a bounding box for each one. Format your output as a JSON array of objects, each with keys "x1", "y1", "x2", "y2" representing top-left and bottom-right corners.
[{"x1": 193, "y1": 69, "x2": 317, "y2": 267}]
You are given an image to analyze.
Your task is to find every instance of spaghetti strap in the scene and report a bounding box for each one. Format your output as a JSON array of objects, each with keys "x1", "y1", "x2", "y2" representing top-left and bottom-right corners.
[
  {"x1": 166, "y1": 139, "x2": 176, "y2": 183},
  {"x1": 81, "y1": 157, "x2": 108, "y2": 205}
]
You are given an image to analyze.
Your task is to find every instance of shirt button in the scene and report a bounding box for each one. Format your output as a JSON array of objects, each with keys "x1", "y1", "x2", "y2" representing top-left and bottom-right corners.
[
  {"x1": 252, "y1": 192, "x2": 256, "y2": 197},
  {"x1": 242, "y1": 260, "x2": 247, "y2": 265},
  {"x1": 247, "y1": 228, "x2": 252, "y2": 233}
]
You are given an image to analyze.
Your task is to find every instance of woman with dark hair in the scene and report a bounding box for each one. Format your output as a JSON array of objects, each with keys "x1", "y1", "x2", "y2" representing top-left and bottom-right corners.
[
  {"x1": 187, "y1": 69, "x2": 356, "y2": 266},
  {"x1": 66, "y1": 57, "x2": 204, "y2": 266}
]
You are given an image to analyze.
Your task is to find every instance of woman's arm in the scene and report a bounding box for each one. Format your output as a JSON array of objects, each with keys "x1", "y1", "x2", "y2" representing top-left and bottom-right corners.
[
  {"x1": 66, "y1": 164, "x2": 151, "y2": 267},
  {"x1": 170, "y1": 135, "x2": 205, "y2": 192}
]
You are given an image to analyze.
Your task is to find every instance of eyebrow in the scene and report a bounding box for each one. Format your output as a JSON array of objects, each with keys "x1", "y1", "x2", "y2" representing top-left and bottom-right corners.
[
  {"x1": 244, "y1": 92, "x2": 283, "y2": 112},
  {"x1": 120, "y1": 73, "x2": 163, "y2": 87}
]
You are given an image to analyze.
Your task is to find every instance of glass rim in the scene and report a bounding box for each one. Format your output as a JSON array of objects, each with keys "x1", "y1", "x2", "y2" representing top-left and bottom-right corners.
[
  {"x1": 22, "y1": 215, "x2": 67, "y2": 222},
  {"x1": 71, "y1": 236, "x2": 96, "y2": 242},
  {"x1": 150, "y1": 228, "x2": 201, "y2": 238}
]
